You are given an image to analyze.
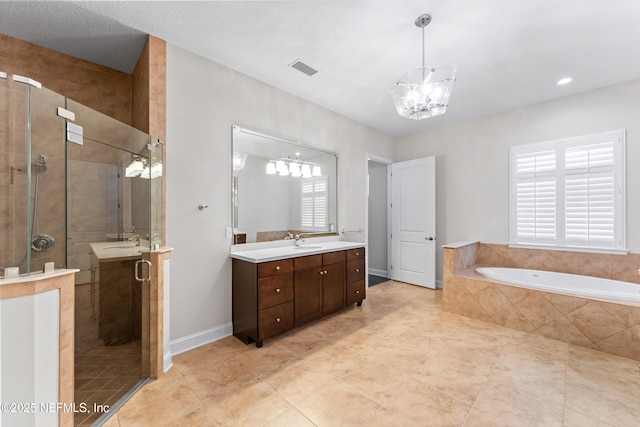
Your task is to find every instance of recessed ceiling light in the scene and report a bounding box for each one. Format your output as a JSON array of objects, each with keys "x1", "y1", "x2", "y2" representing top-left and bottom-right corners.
[{"x1": 557, "y1": 77, "x2": 573, "y2": 85}]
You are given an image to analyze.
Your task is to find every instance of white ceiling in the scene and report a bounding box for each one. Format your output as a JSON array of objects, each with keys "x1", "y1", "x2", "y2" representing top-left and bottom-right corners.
[{"x1": 2, "y1": 0, "x2": 640, "y2": 137}]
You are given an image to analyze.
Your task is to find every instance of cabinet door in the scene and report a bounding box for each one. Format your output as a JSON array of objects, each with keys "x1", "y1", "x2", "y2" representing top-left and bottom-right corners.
[
  {"x1": 322, "y1": 262, "x2": 346, "y2": 315},
  {"x1": 294, "y1": 267, "x2": 323, "y2": 326}
]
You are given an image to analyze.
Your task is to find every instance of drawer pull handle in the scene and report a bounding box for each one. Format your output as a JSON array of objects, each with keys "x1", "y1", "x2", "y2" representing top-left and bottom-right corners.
[
  {"x1": 275, "y1": 288, "x2": 280, "y2": 293},
  {"x1": 276, "y1": 317, "x2": 281, "y2": 323},
  {"x1": 355, "y1": 290, "x2": 360, "y2": 294},
  {"x1": 356, "y1": 252, "x2": 360, "y2": 256},
  {"x1": 355, "y1": 269, "x2": 360, "y2": 272},
  {"x1": 324, "y1": 270, "x2": 328, "y2": 274},
  {"x1": 275, "y1": 266, "x2": 280, "y2": 271},
  {"x1": 320, "y1": 271, "x2": 324, "y2": 275}
]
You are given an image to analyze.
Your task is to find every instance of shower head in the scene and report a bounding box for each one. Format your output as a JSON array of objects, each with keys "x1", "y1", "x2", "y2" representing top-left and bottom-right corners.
[{"x1": 31, "y1": 154, "x2": 47, "y2": 173}]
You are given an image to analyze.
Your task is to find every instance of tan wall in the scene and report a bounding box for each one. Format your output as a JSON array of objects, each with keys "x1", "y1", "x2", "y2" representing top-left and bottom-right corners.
[{"x1": 0, "y1": 34, "x2": 132, "y2": 125}]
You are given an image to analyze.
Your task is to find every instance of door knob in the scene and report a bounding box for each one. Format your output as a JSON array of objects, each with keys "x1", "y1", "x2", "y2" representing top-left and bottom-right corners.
[{"x1": 426, "y1": 236, "x2": 435, "y2": 241}]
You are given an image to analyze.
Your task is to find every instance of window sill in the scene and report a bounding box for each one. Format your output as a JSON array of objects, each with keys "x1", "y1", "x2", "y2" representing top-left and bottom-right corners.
[{"x1": 508, "y1": 243, "x2": 629, "y2": 255}]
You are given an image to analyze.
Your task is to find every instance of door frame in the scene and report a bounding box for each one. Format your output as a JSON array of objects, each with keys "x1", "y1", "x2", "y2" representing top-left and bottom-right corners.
[{"x1": 365, "y1": 154, "x2": 393, "y2": 288}]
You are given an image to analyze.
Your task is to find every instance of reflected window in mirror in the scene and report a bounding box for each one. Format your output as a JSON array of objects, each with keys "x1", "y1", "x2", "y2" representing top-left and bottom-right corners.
[{"x1": 232, "y1": 126, "x2": 338, "y2": 244}]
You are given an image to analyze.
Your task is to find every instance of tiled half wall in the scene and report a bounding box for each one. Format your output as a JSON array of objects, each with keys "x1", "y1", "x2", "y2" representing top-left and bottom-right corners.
[{"x1": 443, "y1": 242, "x2": 640, "y2": 361}]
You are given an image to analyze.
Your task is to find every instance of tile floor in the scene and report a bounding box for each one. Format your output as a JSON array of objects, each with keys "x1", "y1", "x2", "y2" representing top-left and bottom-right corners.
[
  {"x1": 102, "y1": 281, "x2": 640, "y2": 426},
  {"x1": 75, "y1": 284, "x2": 143, "y2": 426}
]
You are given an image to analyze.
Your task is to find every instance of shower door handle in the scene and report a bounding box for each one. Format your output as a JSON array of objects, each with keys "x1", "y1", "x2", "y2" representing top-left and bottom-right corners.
[{"x1": 135, "y1": 259, "x2": 152, "y2": 282}]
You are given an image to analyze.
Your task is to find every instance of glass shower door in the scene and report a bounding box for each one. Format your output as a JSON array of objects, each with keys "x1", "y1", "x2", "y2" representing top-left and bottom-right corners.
[{"x1": 66, "y1": 99, "x2": 162, "y2": 426}]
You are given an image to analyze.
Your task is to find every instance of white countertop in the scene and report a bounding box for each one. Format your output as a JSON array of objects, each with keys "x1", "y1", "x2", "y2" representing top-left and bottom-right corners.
[
  {"x1": 0, "y1": 268, "x2": 80, "y2": 286},
  {"x1": 230, "y1": 240, "x2": 366, "y2": 263},
  {"x1": 90, "y1": 241, "x2": 145, "y2": 261}
]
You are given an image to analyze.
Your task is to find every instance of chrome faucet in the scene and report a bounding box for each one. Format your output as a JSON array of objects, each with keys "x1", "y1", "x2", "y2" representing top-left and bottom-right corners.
[
  {"x1": 294, "y1": 234, "x2": 305, "y2": 247},
  {"x1": 124, "y1": 227, "x2": 141, "y2": 245}
]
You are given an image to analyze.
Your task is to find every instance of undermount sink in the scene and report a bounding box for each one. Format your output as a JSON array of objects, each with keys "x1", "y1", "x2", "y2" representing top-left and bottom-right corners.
[
  {"x1": 103, "y1": 243, "x2": 140, "y2": 250},
  {"x1": 294, "y1": 246, "x2": 323, "y2": 250}
]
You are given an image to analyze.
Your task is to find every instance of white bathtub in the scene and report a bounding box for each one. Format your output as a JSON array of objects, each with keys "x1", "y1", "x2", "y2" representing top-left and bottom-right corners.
[{"x1": 476, "y1": 267, "x2": 640, "y2": 307}]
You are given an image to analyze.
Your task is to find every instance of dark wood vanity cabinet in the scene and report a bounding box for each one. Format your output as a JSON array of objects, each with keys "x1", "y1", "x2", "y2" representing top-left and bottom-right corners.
[
  {"x1": 232, "y1": 258, "x2": 295, "y2": 347},
  {"x1": 232, "y1": 247, "x2": 366, "y2": 347},
  {"x1": 346, "y1": 248, "x2": 366, "y2": 306}
]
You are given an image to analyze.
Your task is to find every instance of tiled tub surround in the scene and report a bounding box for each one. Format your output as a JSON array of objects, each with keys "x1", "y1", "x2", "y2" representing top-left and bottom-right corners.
[{"x1": 443, "y1": 242, "x2": 640, "y2": 361}]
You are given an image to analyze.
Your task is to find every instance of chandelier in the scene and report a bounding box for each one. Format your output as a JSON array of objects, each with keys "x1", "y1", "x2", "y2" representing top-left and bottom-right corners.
[{"x1": 389, "y1": 14, "x2": 456, "y2": 120}]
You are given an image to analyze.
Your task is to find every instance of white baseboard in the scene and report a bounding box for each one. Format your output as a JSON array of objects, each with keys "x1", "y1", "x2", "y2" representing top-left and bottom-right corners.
[
  {"x1": 436, "y1": 279, "x2": 443, "y2": 289},
  {"x1": 169, "y1": 322, "x2": 233, "y2": 356},
  {"x1": 368, "y1": 268, "x2": 388, "y2": 277},
  {"x1": 163, "y1": 352, "x2": 173, "y2": 373}
]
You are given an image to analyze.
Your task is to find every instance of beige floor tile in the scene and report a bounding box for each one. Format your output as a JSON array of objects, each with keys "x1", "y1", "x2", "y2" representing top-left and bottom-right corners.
[
  {"x1": 563, "y1": 408, "x2": 614, "y2": 427},
  {"x1": 417, "y1": 345, "x2": 498, "y2": 404},
  {"x1": 365, "y1": 407, "x2": 413, "y2": 427},
  {"x1": 295, "y1": 378, "x2": 380, "y2": 426},
  {"x1": 182, "y1": 357, "x2": 258, "y2": 404},
  {"x1": 261, "y1": 357, "x2": 335, "y2": 404},
  {"x1": 263, "y1": 407, "x2": 317, "y2": 427},
  {"x1": 204, "y1": 380, "x2": 292, "y2": 427},
  {"x1": 464, "y1": 404, "x2": 562, "y2": 427},
  {"x1": 473, "y1": 375, "x2": 565, "y2": 425},
  {"x1": 107, "y1": 281, "x2": 640, "y2": 427},
  {"x1": 232, "y1": 340, "x2": 300, "y2": 376},
  {"x1": 383, "y1": 378, "x2": 472, "y2": 426},
  {"x1": 335, "y1": 354, "x2": 410, "y2": 406},
  {"x1": 567, "y1": 360, "x2": 640, "y2": 401},
  {"x1": 565, "y1": 372, "x2": 640, "y2": 426},
  {"x1": 115, "y1": 376, "x2": 204, "y2": 426},
  {"x1": 299, "y1": 341, "x2": 362, "y2": 376},
  {"x1": 509, "y1": 330, "x2": 570, "y2": 356}
]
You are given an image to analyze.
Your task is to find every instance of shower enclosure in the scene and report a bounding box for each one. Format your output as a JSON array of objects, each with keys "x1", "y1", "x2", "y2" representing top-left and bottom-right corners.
[{"x1": 0, "y1": 74, "x2": 163, "y2": 425}]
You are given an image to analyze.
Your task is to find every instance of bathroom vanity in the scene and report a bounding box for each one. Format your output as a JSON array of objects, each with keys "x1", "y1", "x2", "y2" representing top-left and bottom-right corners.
[{"x1": 231, "y1": 242, "x2": 366, "y2": 347}]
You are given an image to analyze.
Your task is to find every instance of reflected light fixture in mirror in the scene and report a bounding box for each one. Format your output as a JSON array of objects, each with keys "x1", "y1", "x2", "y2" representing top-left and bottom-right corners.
[
  {"x1": 125, "y1": 155, "x2": 145, "y2": 177},
  {"x1": 125, "y1": 155, "x2": 163, "y2": 179},
  {"x1": 265, "y1": 154, "x2": 321, "y2": 178},
  {"x1": 266, "y1": 161, "x2": 276, "y2": 174},
  {"x1": 233, "y1": 152, "x2": 247, "y2": 170}
]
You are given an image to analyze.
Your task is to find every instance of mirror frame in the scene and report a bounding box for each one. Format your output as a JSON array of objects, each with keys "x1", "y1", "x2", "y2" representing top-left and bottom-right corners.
[{"x1": 231, "y1": 125, "x2": 339, "y2": 244}]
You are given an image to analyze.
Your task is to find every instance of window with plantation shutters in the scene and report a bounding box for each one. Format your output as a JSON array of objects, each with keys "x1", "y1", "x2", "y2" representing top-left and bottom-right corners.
[
  {"x1": 301, "y1": 176, "x2": 328, "y2": 231},
  {"x1": 510, "y1": 130, "x2": 626, "y2": 252}
]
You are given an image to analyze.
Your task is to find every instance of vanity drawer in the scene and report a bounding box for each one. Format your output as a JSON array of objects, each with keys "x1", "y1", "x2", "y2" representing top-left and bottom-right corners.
[
  {"x1": 258, "y1": 273, "x2": 293, "y2": 310},
  {"x1": 258, "y1": 302, "x2": 294, "y2": 339},
  {"x1": 323, "y1": 250, "x2": 346, "y2": 265},
  {"x1": 346, "y1": 280, "x2": 365, "y2": 306},
  {"x1": 294, "y1": 254, "x2": 322, "y2": 270},
  {"x1": 346, "y1": 259, "x2": 365, "y2": 283},
  {"x1": 346, "y1": 247, "x2": 365, "y2": 260},
  {"x1": 258, "y1": 259, "x2": 293, "y2": 278}
]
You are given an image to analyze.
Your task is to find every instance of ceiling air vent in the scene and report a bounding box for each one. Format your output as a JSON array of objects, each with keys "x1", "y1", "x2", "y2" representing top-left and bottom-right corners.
[{"x1": 288, "y1": 59, "x2": 318, "y2": 77}]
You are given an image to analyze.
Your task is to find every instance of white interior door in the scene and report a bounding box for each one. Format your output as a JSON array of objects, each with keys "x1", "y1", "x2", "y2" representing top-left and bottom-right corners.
[{"x1": 389, "y1": 156, "x2": 436, "y2": 288}]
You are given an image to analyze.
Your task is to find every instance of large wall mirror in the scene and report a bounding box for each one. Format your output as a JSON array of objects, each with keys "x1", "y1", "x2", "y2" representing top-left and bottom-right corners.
[{"x1": 232, "y1": 126, "x2": 338, "y2": 244}]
